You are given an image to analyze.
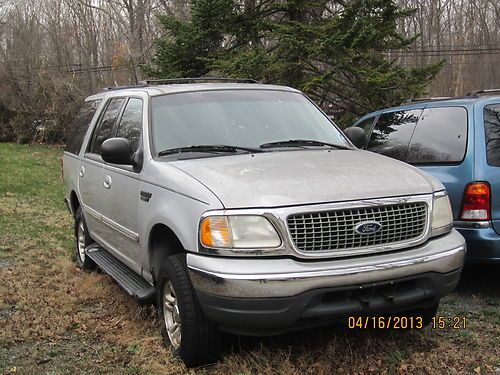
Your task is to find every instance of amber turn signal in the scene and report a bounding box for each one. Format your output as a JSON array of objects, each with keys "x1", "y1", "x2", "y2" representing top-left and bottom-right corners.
[{"x1": 200, "y1": 216, "x2": 232, "y2": 248}]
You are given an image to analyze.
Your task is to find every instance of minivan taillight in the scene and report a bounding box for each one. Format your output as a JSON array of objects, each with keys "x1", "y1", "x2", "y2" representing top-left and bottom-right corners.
[{"x1": 460, "y1": 182, "x2": 491, "y2": 221}]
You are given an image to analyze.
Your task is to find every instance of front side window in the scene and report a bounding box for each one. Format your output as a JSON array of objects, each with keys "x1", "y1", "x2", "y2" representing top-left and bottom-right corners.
[
  {"x1": 484, "y1": 104, "x2": 500, "y2": 166},
  {"x1": 116, "y1": 98, "x2": 143, "y2": 153},
  {"x1": 151, "y1": 90, "x2": 350, "y2": 154},
  {"x1": 355, "y1": 116, "x2": 375, "y2": 136},
  {"x1": 367, "y1": 109, "x2": 422, "y2": 161},
  {"x1": 89, "y1": 98, "x2": 125, "y2": 154},
  {"x1": 407, "y1": 107, "x2": 468, "y2": 164},
  {"x1": 65, "y1": 99, "x2": 101, "y2": 154}
]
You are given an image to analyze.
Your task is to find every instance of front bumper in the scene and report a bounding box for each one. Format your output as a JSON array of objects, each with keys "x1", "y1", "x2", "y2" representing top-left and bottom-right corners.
[{"x1": 187, "y1": 230, "x2": 466, "y2": 334}]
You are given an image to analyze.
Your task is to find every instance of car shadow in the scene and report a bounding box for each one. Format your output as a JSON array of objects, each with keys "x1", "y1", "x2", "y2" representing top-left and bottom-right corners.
[
  {"x1": 220, "y1": 322, "x2": 438, "y2": 366},
  {"x1": 455, "y1": 263, "x2": 500, "y2": 299}
]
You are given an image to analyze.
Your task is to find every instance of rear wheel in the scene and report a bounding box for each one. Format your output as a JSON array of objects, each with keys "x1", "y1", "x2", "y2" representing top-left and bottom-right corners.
[
  {"x1": 74, "y1": 207, "x2": 95, "y2": 270},
  {"x1": 157, "y1": 253, "x2": 220, "y2": 367}
]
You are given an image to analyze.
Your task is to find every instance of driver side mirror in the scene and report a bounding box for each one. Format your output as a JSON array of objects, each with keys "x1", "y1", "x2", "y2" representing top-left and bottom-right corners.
[
  {"x1": 101, "y1": 137, "x2": 133, "y2": 165},
  {"x1": 343, "y1": 127, "x2": 367, "y2": 149}
]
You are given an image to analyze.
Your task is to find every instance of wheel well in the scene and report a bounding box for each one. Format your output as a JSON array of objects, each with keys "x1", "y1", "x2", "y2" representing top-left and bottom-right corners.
[
  {"x1": 148, "y1": 224, "x2": 184, "y2": 283},
  {"x1": 70, "y1": 191, "x2": 80, "y2": 217}
]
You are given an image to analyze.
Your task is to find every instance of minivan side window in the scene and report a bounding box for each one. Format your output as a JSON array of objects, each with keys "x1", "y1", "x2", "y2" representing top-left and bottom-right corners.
[
  {"x1": 89, "y1": 98, "x2": 126, "y2": 155},
  {"x1": 65, "y1": 100, "x2": 101, "y2": 155},
  {"x1": 116, "y1": 98, "x2": 143, "y2": 153},
  {"x1": 407, "y1": 107, "x2": 468, "y2": 164},
  {"x1": 355, "y1": 116, "x2": 375, "y2": 136},
  {"x1": 367, "y1": 109, "x2": 421, "y2": 161},
  {"x1": 484, "y1": 104, "x2": 500, "y2": 167}
]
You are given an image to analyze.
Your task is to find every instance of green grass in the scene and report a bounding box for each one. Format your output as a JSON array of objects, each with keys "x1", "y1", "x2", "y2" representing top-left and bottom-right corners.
[
  {"x1": 0, "y1": 143, "x2": 71, "y2": 249},
  {"x1": 0, "y1": 143, "x2": 499, "y2": 375}
]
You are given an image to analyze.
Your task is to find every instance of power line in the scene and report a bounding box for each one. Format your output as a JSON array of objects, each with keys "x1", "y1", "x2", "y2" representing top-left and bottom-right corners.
[
  {"x1": 9, "y1": 65, "x2": 129, "y2": 77},
  {"x1": 7, "y1": 45, "x2": 500, "y2": 78}
]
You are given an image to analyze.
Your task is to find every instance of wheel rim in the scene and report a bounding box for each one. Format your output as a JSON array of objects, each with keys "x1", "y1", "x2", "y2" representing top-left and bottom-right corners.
[
  {"x1": 77, "y1": 221, "x2": 86, "y2": 262},
  {"x1": 163, "y1": 280, "x2": 181, "y2": 350}
]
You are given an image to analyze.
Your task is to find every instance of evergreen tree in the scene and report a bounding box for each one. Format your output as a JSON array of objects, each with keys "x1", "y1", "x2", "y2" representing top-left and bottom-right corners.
[{"x1": 144, "y1": 0, "x2": 442, "y2": 124}]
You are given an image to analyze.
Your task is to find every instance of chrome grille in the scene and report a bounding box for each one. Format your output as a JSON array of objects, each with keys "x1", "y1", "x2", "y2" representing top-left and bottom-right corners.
[{"x1": 287, "y1": 202, "x2": 428, "y2": 253}]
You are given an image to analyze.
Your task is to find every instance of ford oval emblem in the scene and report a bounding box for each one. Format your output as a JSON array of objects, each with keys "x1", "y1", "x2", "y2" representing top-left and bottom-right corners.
[{"x1": 355, "y1": 221, "x2": 382, "y2": 235}]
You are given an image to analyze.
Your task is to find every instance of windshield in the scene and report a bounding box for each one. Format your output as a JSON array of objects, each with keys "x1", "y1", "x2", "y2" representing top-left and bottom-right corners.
[{"x1": 150, "y1": 90, "x2": 350, "y2": 154}]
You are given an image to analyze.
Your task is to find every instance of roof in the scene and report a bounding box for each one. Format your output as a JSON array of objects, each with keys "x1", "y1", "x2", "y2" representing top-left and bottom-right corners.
[
  {"x1": 356, "y1": 94, "x2": 500, "y2": 122},
  {"x1": 85, "y1": 81, "x2": 300, "y2": 101}
]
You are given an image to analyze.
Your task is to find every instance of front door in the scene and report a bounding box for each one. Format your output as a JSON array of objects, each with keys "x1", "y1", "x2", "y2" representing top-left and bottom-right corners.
[
  {"x1": 80, "y1": 97, "x2": 126, "y2": 245},
  {"x1": 99, "y1": 97, "x2": 144, "y2": 273}
]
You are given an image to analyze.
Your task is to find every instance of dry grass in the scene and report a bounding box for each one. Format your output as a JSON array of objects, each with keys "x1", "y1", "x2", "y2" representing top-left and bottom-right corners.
[{"x1": 0, "y1": 143, "x2": 499, "y2": 375}]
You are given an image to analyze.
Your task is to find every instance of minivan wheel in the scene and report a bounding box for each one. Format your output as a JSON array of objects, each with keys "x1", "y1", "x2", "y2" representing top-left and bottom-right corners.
[
  {"x1": 74, "y1": 207, "x2": 95, "y2": 270},
  {"x1": 157, "y1": 253, "x2": 220, "y2": 367}
]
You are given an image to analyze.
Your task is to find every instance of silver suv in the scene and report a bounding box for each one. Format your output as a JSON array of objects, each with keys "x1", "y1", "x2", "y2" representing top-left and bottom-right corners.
[{"x1": 63, "y1": 79, "x2": 466, "y2": 367}]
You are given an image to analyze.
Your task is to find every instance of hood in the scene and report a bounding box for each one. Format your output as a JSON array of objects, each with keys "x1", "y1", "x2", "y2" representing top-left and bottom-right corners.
[{"x1": 170, "y1": 150, "x2": 442, "y2": 209}]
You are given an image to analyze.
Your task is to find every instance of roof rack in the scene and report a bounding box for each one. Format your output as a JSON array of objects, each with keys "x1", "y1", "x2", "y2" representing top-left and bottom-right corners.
[
  {"x1": 141, "y1": 77, "x2": 260, "y2": 85},
  {"x1": 402, "y1": 96, "x2": 454, "y2": 105},
  {"x1": 103, "y1": 84, "x2": 149, "y2": 91},
  {"x1": 466, "y1": 89, "x2": 500, "y2": 97}
]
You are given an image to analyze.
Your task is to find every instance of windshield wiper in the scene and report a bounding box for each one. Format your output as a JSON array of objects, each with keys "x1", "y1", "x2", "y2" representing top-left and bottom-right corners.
[
  {"x1": 259, "y1": 139, "x2": 351, "y2": 150},
  {"x1": 158, "y1": 144, "x2": 262, "y2": 156}
]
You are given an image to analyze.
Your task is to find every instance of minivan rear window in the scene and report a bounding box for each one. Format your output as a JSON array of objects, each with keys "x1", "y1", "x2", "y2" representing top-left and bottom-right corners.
[
  {"x1": 484, "y1": 104, "x2": 500, "y2": 167},
  {"x1": 407, "y1": 106, "x2": 468, "y2": 164}
]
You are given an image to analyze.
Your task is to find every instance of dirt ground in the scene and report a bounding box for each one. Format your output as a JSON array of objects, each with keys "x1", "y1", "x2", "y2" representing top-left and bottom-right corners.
[{"x1": 0, "y1": 143, "x2": 498, "y2": 375}]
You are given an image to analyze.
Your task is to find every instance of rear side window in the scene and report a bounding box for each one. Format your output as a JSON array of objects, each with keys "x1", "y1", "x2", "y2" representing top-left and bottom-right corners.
[
  {"x1": 65, "y1": 100, "x2": 101, "y2": 155},
  {"x1": 367, "y1": 109, "x2": 421, "y2": 161},
  {"x1": 407, "y1": 107, "x2": 468, "y2": 164},
  {"x1": 89, "y1": 98, "x2": 125, "y2": 154},
  {"x1": 116, "y1": 98, "x2": 143, "y2": 153},
  {"x1": 484, "y1": 104, "x2": 500, "y2": 166}
]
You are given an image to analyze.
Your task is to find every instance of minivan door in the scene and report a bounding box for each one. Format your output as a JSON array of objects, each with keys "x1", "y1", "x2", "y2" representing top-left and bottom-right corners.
[
  {"x1": 477, "y1": 103, "x2": 500, "y2": 232},
  {"x1": 365, "y1": 109, "x2": 422, "y2": 161},
  {"x1": 407, "y1": 106, "x2": 471, "y2": 219}
]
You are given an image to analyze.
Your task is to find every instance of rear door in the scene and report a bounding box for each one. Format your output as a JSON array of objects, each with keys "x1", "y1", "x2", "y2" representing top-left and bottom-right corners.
[
  {"x1": 409, "y1": 106, "x2": 471, "y2": 219},
  {"x1": 64, "y1": 99, "x2": 102, "y2": 211},
  {"x1": 477, "y1": 102, "x2": 500, "y2": 232}
]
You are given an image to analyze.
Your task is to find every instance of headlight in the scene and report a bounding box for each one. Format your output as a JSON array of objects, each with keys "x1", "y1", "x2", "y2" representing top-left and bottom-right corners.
[
  {"x1": 200, "y1": 215, "x2": 281, "y2": 249},
  {"x1": 431, "y1": 192, "x2": 453, "y2": 236}
]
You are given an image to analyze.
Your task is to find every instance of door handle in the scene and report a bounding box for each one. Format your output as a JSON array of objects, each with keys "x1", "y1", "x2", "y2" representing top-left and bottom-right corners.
[
  {"x1": 79, "y1": 166, "x2": 85, "y2": 177},
  {"x1": 103, "y1": 175, "x2": 112, "y2": 189}
]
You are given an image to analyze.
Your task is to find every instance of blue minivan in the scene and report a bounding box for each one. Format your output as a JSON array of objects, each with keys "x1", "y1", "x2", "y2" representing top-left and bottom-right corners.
[{"x1": 350, "y1": 90, "x2": 500, "y2": 263}]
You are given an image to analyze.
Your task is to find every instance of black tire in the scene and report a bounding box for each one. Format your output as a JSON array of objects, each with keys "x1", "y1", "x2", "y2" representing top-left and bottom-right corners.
[
  {"x1": 74, "y1": 207, "x2": 95, "y2": 270},
  {"x1": 403, "y1": 302, "x2": 439, "y2": 328},
  {"x1": 157, "y1": 253, "x2": 220, "y2": 367}
]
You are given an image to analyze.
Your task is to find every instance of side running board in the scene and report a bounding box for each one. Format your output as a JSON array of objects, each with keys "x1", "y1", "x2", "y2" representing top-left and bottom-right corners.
[{"x1": 86, "y1": 245, "x2": 155, "y2": 302}]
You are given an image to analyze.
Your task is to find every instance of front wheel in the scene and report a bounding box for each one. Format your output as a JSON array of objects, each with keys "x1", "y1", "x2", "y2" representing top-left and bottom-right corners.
[{"x1": 157, "y1": 253, "x2": 220, "y2": 367}]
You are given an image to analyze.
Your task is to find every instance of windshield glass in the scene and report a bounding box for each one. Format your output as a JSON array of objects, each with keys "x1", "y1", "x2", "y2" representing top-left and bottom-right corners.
[{"x1": 150, "y1": 90, "x2": 350, "y2": 154}]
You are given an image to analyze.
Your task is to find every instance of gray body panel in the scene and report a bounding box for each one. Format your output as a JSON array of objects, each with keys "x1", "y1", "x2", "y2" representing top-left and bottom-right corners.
[
  {"x1": 99, "y1": 163, "x2": 142, "y2": 274},
  {"x1": 138, "y1": 160, "x2": 223, "y2": 282},
  {"x1": 171, "y1": 149, "x2": 442, "y2": 208}
]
